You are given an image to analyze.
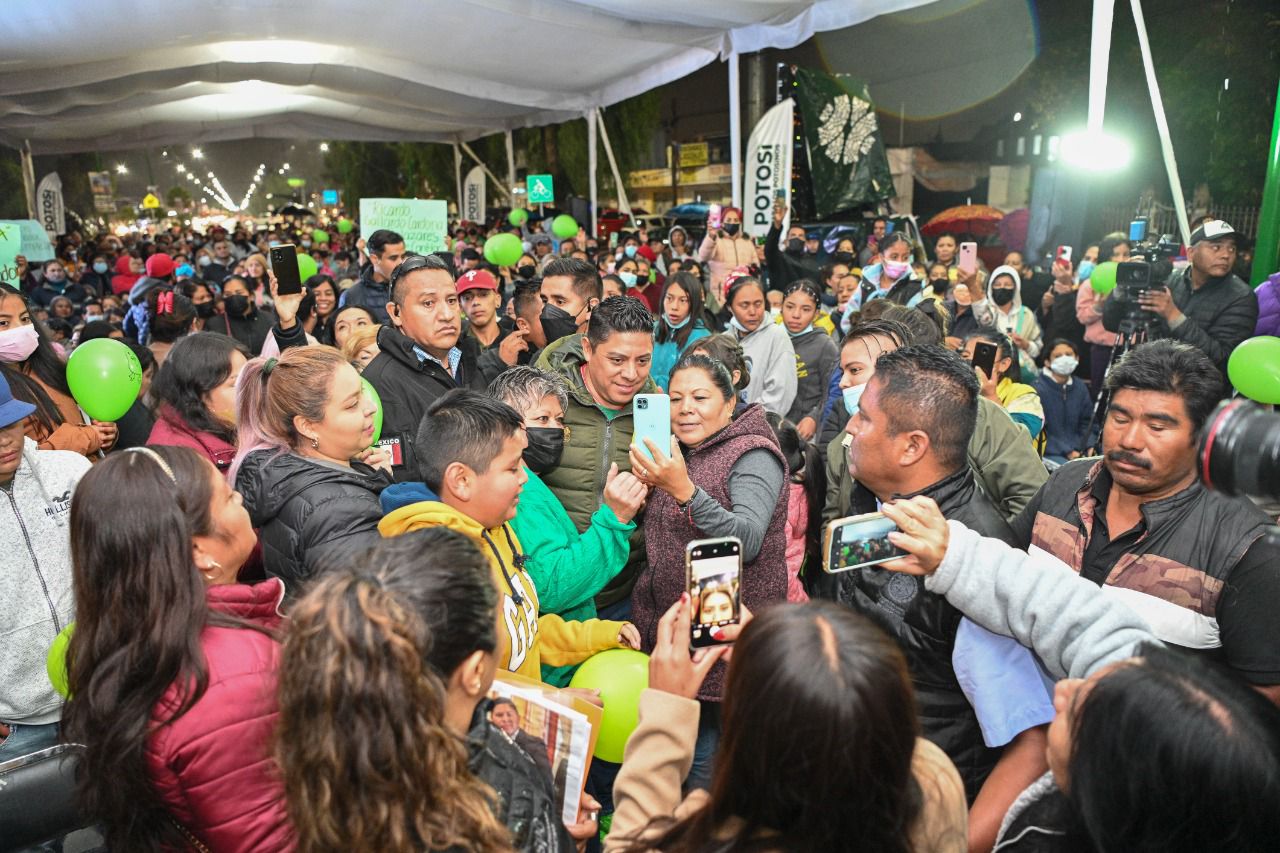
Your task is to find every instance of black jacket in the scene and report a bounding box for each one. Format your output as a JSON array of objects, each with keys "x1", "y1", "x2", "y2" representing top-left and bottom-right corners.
[
  {"x1": 764, "y1": 222, "x2": 822, "y2": 289},
  {"x1": 467, "y1": 701, "x2": 572, "y2": 853},
  {"x1": 840, "y1": 467, "x2": 1017, "y2": 802},
  {"x1": 340, "y1": 265, "x2": 392, "y2": 324},
  {"x1": 214, "y1": 306, "x2": 276, "y2": 354},
  {"x1": 361, "y1": 325, "x2": 489, "y2": 482},
  {"x1": 236, "y1": 449, "x2": 388, "y2": 594}
]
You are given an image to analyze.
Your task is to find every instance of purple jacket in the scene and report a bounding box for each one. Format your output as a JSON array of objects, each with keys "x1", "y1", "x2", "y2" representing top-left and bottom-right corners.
[
  {"x1": 632, "y1": 403, "x2": 789, "y2": 702},
  {"x1": 1255, "y1": 272, "x2": 1280, "y2": 338}
]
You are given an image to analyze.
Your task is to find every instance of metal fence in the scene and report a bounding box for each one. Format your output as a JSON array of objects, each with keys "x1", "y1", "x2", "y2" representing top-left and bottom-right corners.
[{"x1": 1100, "y1": 204, "x2": 1260, "y2": 241}]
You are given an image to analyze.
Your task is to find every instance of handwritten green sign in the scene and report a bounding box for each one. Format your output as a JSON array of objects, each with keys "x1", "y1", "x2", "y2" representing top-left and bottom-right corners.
[
  {"x1": 358, "y1": 198, "x2": 448, "y2": 255},
  {"x1": 0, "y1": 220, "x2": 54, "y2": 283}
]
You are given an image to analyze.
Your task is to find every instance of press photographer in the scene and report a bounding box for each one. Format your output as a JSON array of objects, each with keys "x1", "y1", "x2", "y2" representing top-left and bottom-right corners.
[{"x1": 1107, "y1": 220, "x2": 1258, "y2": 373}]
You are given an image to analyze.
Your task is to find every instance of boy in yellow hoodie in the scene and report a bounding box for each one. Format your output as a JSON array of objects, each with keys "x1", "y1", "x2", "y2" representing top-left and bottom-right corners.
[{"x1": 379, "y1": 389, "x2": 638, "y2": 681}]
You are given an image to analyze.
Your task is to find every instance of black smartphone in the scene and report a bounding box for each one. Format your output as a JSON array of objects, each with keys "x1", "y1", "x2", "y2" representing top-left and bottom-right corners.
[
  {"x1": 269, "y1": 245, "x2": 304, "y2": 295},
  {"x1": 971, "y1": 341, "x2": 998, "y2": 379},
  {"x1": 686, "y1": 537, "x2": 742, "y2": 649}
]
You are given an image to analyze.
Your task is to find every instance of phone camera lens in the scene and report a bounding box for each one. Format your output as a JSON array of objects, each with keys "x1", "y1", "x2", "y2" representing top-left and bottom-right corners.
[{"x1": 637, "y1": 398, "x2": 647, "y2": 409}]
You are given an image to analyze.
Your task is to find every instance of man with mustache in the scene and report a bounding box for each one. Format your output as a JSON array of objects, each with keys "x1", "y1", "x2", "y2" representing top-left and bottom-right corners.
[{"x1": 1010, "y1": 339, "x2": 1280, "y2": 705}]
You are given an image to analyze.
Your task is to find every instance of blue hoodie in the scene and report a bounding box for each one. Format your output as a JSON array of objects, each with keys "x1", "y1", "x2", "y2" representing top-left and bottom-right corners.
[{"x1": 380, "y1": 480, "x2": 437, "y2": 514}]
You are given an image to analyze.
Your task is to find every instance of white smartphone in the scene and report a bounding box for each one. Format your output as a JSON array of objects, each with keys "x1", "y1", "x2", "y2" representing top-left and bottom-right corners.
[{"x1": 958, "y1": 241, "x2": 978, "y2": 275}]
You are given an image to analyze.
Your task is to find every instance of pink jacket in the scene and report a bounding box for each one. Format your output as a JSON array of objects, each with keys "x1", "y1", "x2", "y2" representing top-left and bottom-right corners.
[
  {"x1": 698, "y1": 232, "x2": 757, "y2": 301},
  {"x1": 147, "y1": 405, "x2": 238, "y2": 474},
  {"x1": 1074, "y1": 281, "x2": 1113, "y2": 346},
  {"x1": 783, "y1": 483, "x2": 810, "y2": 604},
  {"x1": 146, "y1": 580, "x2": 292, "y2": 852}
]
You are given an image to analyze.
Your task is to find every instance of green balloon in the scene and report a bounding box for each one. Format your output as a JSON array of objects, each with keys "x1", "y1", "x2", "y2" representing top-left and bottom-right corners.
[
  {"x1": 551, "y1": 214, "x2": 578, "y2": 239},
  {"x1": 508, "y1": 208, "x2": 528, "y2": 227},
  {"x1": 568, "y1": 648, "x2": 649, "y2": 762},
  {"x1": 67, "y1": 338, "x2": 142, "y2": 421},
  {"x1": 1090, "y1": 261, "x2": 1118, "y2": 296},
  {"x1": 297, "y1": 253, "x2": 319, "y2": 280},
  {"x1": 361, "y1": 378, "x2": 384, "y2": 447},
  {"x1": 1228, "y1": 335, "x2": 1280, "y2": 404},
  {"x1": 336, "y1": 217, "x2": 354, "y2": 234},
  {"x1": 312, "y1": 228, "x2": 329, "y2": 244},
  {"x1": 47, "y1": 622, "x2": 74, "y2": 699},
  {"x1": 484, "y1": 232, "x2": 524, "y2": 267}
]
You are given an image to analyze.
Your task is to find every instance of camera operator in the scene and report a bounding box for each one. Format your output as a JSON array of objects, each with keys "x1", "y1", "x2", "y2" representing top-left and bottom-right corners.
[
  {"x1": 1138, "y1": 220, "x2": 1258, "y2": 373},
  {"x1": 1010, "y1": 340, "x2": 1280, "y2": 706}
]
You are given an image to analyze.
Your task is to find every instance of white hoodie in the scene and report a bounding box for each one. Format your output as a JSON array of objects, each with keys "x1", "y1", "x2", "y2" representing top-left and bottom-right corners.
[{"x1": 1, "y1": 438, "x2": 90, "y2": 724}]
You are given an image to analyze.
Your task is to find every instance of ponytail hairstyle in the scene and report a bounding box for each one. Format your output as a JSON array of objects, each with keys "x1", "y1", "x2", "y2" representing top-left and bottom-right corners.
[
  {"x1": 145, "y1": 286, "x2": 196, "y2": 344},
  {"x1": 63, "y1": 446, "x2": 262, "y2": 853},
  {"x1": 765, "y1": 413, "x2": 827, "y2": 594},
  {"x1": 229, "y1": 346, "x2": 349, "y2": 481},
  {"x1": 277, "y1": 529, "x2": 512, "y2": 853}
]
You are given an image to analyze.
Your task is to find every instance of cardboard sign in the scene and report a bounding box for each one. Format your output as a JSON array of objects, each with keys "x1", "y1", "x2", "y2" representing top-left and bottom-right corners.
[
  {"x1": 0, "y1": 219, "x2": 55, "y2": 282},
  {"x1": 358, "y1": 198, "x2": 448, "y2": 255}
]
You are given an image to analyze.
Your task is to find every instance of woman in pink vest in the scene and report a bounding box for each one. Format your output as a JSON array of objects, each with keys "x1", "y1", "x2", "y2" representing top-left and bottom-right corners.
[
  {"x1": 627, "y1": 352, "x2": 790, "y2": 791},
  {"x1": 63, "y1": 446, "x2": 291, "y2": 852}
]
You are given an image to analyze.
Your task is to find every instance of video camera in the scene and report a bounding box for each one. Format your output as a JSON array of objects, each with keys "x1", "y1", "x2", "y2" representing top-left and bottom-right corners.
[{"x1": 1102, "y1": 218, "x2": 1180, "y2": 334}]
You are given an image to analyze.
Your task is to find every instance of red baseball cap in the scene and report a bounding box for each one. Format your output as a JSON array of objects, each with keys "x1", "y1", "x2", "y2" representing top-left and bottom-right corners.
[{"x1": 456, "y1": 268, "x2": 498, "y2": 295}]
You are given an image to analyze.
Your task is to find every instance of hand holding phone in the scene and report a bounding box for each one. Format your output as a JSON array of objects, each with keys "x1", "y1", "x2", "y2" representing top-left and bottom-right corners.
[
  {"x1": 970, "y1": 340, "x2": 998, "y2": 380},
  {"x1": 823, "y1": 513, "x2": 907, "y2": 573},
  {"x1": 687, "y1": 537, "x2": 743, "y2": 648},
  {"x1": 648, "y1": 593, "x2": 731, "y2": 699},
  {"x1": 958, "y1": 241, "x2": 978, "y2": 275}
]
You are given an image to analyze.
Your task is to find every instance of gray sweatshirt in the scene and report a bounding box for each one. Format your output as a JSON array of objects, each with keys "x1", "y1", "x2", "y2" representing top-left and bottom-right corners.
[
  {"x1": 929, "y1": 521, "x2": 1158, "y2": 679},
  {"x1": 736, "y1": 321, "x2": 798, "y2": 417},
  {"x1": 2, "y1": 439, "x2": 91, "y2": 724}
]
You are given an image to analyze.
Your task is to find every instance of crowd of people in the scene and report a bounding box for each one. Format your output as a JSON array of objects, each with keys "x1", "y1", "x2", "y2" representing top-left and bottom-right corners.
[{"x1": 2, "y1": 201, "x2": 1279, "y2": 853}]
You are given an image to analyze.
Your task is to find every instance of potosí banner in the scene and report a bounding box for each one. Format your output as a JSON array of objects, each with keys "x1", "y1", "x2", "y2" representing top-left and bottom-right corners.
[
  {"x1": 358, "y1": 198, "x2": 449, "y2": 255},
  {"x1": 463, "y1": 166, "x2": 486, "y2": 224},
  {"x1": 744, "y1": 98, "x2": 794, "y2": 242}
]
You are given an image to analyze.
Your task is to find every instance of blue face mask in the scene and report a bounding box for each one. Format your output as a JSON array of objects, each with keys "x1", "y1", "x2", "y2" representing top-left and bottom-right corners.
[
  {"x1": 842, "y1": 382, "x2": 867, "y2": 415},
  {"x1": 624, "y1": 244, "x2": 638, "y2": 258},
  {"x1": 787, "y1": 322, "x2": 814, "y2": 338},
  {"x1": 1075, "y1": 260, "x2": 1096, "y2": 283},
  {"x1": 93, "y1": 261, "x2": 109, "y2": 274},
  {"x1": 666, "y1": 314, "x2": 690, "y2": 331},
  {"x1": 619, "y1": 271, "x2": 638, "y2": 288}
]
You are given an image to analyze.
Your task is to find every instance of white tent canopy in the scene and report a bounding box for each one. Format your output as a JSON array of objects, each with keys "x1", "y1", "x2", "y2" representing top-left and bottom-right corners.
[{"x1": 1, "y1": 0, "x2": 929, "y2": 154}]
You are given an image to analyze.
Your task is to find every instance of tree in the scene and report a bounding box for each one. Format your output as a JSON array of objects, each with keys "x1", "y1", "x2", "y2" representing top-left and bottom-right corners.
[{"x1": 166, "y1": 185, "x2": 193, "y2": 209}]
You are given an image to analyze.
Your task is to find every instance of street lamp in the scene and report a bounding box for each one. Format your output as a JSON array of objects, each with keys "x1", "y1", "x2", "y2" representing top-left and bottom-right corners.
[
  {"x1": 319, "y1": 143, "x2": 329, "y2": 152},
  {"x1": 115, "y1": 163, "x2": 128, "y2": 174},
  {"x1": 1060, "y1": 130, "x2": 1132, "y2": 172},
  {"x1": 192, "y1": 148, "x2": 204, "y2": 159}
]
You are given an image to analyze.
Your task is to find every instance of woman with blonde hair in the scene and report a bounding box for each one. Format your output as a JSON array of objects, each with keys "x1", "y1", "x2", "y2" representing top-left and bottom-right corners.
[
  {"x1": 341, "y1": 322, "x2": 381, "y2": 371},
  {"x1": 232, "y1": 346, "x2": 389, "y2": 590}
]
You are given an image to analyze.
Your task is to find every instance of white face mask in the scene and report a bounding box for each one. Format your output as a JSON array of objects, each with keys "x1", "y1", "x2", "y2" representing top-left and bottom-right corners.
[
  {"x1": 0, "y1": 324, "x2": 40, "y2": 362},
  {"x1": 1050, "y1": 355, "x2": 1078, "y2": 376}
]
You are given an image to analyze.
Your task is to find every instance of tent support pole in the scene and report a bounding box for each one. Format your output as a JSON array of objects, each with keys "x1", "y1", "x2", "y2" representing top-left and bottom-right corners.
[
  {"x1": 452, "y1": 141, "x2": 463, "y2": 216},
  {"x1": 1252, "y1": 78, "x2": 1280, "y2": 286},
  {"x1": 588, "y1": 109, "x2": 599, "y2": 236},
  {"x1": 21, "y1": 140, "x2": 37, "y2": 220},
  {"x1": 728, "y1": 51, "x2": 742, "y2": 209},
  {"x1": 505, "y1": 130, "x2": 517, "y2": 206},
  {"x1": 1130, "y1": 0, "x2": 1190, "y2": 246},
  {"x1": 459, "y1": 140, "x2": 513, "y2": 203},
  {"x1": 597, "y1": 109, "x2": 631, "y2": 217}
]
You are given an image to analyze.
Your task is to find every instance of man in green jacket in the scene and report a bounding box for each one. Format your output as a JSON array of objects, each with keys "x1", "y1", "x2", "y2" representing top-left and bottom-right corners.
[{"x1": 535, "y1": 296, "x2": 660, "y2": 619}]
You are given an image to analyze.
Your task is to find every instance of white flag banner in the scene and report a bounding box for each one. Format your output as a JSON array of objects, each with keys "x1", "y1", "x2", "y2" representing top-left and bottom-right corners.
[
  {"x1": 36, "y1": 172, "x2": 65, "y2": 239},
  {"x1": 743, "y1": 98, "x2": 793, "y2": 243},
  {"x1": 463, "y1": 165, "x2": 486, "y2": 224}
]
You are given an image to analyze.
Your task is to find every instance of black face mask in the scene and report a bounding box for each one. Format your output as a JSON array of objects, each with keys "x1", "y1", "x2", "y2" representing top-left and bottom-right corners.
[
  {"x1": 523, "y1": 427, "x2": 565, "y2": 474},
  {"x1": 194, "y1": 301, "x2": 217, "y2": 318},
  {"x1": 930, "y1": 277, "x2": 950, "y2": 295},
  {"x1": 833, "y1": 251, "x2": 855, "y2": 265},
  {"x1": 722, "y1": 223, "x2": 741, "y2": 237},
  {"x1": 540, "y1": 303, "x2": 580, "y2": 344},
  {"x1": 786, "y1": 238, "x2": 805, "y2": 255},
  {"x1": 224, "y1": 294, "x2": 250, "y2": 316},
  {"x1": 991, "y1": 288, "x2": 1015, "y2": 307},
  {"x1": 517, "y1": 264, "x2": 537, "y2": 279}
]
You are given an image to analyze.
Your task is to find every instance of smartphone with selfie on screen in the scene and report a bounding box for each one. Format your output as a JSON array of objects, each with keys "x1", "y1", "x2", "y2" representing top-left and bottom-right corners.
[
  {"x1": 822, "y1": 513, "x2": 906, "y2": 574},
  {"x1": 687, "y1": 537, "x2": 742, "y2": 648},
  {"x1": 958, "y1": 241, "x2": 978, "y2": 275},
  {"x1": 269, "y1": 245, "x2": 304, "y2": 295}
]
